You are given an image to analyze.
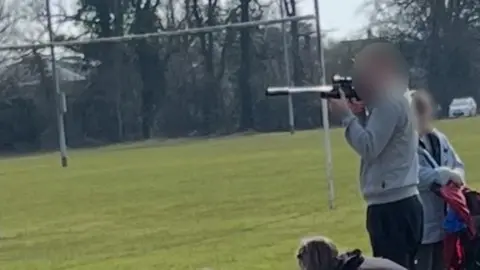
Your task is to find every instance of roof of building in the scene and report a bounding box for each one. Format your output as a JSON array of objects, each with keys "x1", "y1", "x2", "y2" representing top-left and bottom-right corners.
[{"x1": 0, "y1": 55, "x2": 87, "y2": 87}]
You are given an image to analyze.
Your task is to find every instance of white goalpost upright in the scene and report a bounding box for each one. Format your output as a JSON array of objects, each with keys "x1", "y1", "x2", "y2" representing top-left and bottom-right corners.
[
  {"x1": 267, "y1": 0, "x2": 335, "y2": 209},
  {"x1": 266, "y1": 85, "x2": 335, "y2": 210},
  {"x1": 314, "y1": 0, "x2": 336, "y2": 211}
]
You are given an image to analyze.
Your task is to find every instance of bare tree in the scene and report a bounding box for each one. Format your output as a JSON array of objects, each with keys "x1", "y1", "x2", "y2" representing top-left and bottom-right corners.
[
  {"x1": 0, "y1": 0, "x2": 33, "y2": 64},
  {"x1": 367, "y1": 0, "x2": 480, "y2": 110}
]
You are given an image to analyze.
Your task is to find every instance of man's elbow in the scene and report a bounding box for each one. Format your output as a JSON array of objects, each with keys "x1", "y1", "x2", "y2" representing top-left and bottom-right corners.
[
  {"x1": 361, "y1": 137, "x2": 382, "y2": 160},
  {"x1": 349, "y1": 133, "x2": 381, "y2": 159},
  {"x1": 357, "y1": 144, "x2": 382, "y2": 160}
]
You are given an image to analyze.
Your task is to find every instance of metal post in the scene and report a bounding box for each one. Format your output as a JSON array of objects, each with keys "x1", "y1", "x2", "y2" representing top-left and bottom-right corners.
[
  {"x1": 312, "y1": 0, "x2": 334, "y2": 209},
  {"x1": 0, "y1": 15, "x2": 316, "y2": 51},
  {"x1": 279, "y1": 0, "x2": 295, "y2": 134},
  {"x1": 46, "y1": 0, "x2": 68, "y2": 167}
]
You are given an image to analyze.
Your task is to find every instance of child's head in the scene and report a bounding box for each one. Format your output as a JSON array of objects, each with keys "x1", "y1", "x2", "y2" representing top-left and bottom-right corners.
[
  {"x1": 296, "y1": 236, "x2": 339, "y2": 270},
  {"x1": 412, "y1": 89, "x2": 435, "y2": 134}
]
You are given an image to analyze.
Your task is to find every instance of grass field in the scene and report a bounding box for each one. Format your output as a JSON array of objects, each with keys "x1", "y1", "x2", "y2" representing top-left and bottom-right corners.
[{"x1": 0, "y1": 118, "x2": 479, "y2": 270}]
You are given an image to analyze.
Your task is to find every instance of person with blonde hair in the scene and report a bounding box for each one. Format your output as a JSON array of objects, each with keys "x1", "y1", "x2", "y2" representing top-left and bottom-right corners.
[
  {"x1": 412, "y1": 90, "x2": 465, "y2": 270},
  {"x1": 296, "y1": 236, "x2": 407, "y2": 270}
]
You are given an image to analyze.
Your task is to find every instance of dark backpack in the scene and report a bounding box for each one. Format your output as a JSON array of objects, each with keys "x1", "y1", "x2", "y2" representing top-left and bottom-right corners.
[
  {"x1": 461, "y1": 188, "x2": 480, "y2": 270},
  {"x1": 335, "y1": 249, "x2": 365, "y2": 270}
]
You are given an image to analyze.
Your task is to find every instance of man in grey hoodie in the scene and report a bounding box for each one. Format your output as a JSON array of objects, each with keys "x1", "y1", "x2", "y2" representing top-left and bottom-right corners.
[{"x1": 329, "y1": 43, "x2": 423, "y2": 269}]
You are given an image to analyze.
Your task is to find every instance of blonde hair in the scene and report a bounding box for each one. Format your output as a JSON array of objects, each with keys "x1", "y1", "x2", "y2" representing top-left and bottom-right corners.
[
  {"x1": 411, "y1": 89, "x2": 434, "y2": 116},
  {"x1": 296, "y1": 236, "x2": 340, "y2": 270}
]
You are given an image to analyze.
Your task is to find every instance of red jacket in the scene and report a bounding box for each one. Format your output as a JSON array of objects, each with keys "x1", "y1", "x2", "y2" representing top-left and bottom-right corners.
[{"x1": 435, "y1": 182, "x2": 476, "y2": 269}]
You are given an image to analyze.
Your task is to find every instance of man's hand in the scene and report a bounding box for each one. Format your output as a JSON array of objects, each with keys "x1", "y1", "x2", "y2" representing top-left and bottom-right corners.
[
  {"x1": 329, "y1": 89, "x2": 352, "y2": 119},
  {"x1": 349, "y1": 98, "x2": 365, "y2": 114}
]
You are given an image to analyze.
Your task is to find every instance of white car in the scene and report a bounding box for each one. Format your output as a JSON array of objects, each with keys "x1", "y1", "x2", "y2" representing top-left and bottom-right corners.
[{"x1": 448, "y1": 97, "x2": 477, "y2": 118}]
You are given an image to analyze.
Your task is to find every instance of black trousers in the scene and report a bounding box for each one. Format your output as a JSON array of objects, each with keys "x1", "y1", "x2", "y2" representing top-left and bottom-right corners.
[
  {"x1": 416, "y1": 241, "x2": 444, "y2": 270},
  {"x1": 366, "y1": 195, "x2": 424, "y2": 269}
]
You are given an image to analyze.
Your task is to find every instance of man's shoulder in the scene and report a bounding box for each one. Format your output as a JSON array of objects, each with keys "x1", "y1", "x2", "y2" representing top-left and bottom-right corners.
[
  {"x1": 375, "y1": 93, "x2": 409, "y2": 108},
  {"x1": 389, "y1": 94, "x2": 411, "y2": 109},
  {"x1": 370, "y1": 95, "x2": 409, "y2": 120}
]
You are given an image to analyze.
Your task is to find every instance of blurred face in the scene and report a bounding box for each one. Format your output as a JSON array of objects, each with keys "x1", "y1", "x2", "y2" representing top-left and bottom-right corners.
[{"x1": 353, "y1": 55, "x2": 390, "y2": 102}]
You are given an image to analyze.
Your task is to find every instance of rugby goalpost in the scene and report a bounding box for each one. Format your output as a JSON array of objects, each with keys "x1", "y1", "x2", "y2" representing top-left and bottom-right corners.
[
  {"x1": 0, "y1": 0, "x2": 336, "y2": 209},
  {"x1": 266, "y1": 86, "x2": 335, "y2": 210}
]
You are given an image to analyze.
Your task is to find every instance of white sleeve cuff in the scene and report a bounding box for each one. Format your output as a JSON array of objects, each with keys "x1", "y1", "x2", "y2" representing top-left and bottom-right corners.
[{"x1": 435, "y1": 167, "x2": 463, "y2": 185}]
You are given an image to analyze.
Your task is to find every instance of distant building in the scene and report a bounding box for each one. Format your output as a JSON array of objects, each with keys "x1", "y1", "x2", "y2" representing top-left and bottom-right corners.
[{"x1": 0, "y1": 55, "x2": 87, "y2": 98}]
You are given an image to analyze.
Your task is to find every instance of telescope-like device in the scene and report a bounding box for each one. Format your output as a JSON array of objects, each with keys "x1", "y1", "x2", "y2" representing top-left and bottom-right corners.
[{"x1": 266, "y1": 74, "x2": 360, "y2": 100}]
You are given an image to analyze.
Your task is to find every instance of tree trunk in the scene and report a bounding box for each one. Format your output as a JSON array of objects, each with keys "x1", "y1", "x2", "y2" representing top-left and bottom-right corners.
[
  {"x1": 113, "y1": 0, "x2": 124, "y2": 141},
  {"x1": 426, "y1": 0, "x2": 447, "y2": 114},
  {"x1": 238, "y1": 0, "x2": 253, "y2": 131}
]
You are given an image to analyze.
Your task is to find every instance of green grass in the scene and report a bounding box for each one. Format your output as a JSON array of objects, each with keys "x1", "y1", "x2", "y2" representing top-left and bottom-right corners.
[{"x1": 0, "y1": 117, "x2": 479, "y2": 270}]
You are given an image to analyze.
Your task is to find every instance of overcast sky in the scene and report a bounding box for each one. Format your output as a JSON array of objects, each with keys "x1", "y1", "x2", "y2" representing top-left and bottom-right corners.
[{"x1": 298, "y1": 0, "x2": 369, "y2": 39}]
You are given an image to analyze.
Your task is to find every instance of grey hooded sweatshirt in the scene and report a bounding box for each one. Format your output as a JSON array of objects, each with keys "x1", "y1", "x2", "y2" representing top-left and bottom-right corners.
[{"x1": 342, "y1": 92, "x2": 419, "y2": 205}]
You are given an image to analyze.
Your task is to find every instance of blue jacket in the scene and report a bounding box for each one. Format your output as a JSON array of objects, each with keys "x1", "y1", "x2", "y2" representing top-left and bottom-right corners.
[
  {"x1": 443, "y1": 207, "x2": 466, "y2": 233},
  {"x1": 417, "y1": 129, "x2": 465, "y2": 244}
]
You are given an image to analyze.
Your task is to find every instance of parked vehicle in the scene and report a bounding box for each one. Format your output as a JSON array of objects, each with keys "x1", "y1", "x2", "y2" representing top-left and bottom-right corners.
[{"x1": 448, "y1": 97, "x2": 477, "y2": 118}]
